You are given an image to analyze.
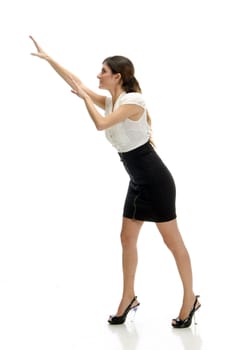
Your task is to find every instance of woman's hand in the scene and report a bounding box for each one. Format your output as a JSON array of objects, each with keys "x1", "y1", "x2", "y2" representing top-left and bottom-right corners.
[
  {"x1": 70, "y1": 78, "x2": 88, "y2": 100},
  {"x1": 29, "y1": 35, "x2": 49, "y2": 60}
]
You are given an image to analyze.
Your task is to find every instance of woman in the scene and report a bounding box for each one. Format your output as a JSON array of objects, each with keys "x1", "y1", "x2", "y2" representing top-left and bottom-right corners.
[{"x1": 29, "y1": 35, "x2": 200, "y2": 328}]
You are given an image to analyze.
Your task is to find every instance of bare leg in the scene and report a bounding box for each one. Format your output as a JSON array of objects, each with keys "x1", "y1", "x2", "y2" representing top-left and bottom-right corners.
[
  {"x1": 114, "y1": 217, "x2": 144, "y2": 316},
  {"x1": 156, "y1": 219, "x2": 198, "y2": 321}
]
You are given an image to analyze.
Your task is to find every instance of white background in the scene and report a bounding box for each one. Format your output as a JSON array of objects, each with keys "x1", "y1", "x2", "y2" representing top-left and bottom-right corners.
[{"x1": 0, "y1": 0, "x2": 233, "y2": 349}]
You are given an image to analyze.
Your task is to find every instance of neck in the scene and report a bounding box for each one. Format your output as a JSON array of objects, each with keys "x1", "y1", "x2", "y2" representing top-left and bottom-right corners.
[{"x1": 111, "y1": 87, "x2": 125, "y2": 105}]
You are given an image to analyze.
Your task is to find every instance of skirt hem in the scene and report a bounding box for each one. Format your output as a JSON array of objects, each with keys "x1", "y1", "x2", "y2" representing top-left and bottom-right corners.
[{"x1": 123, "y1": 214, "x2": 177, "y2": 223}]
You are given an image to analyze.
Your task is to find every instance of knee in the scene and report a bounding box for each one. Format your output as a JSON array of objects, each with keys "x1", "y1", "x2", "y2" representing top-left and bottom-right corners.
[
  {"x1": 120, "y1": 230, "x2": 136, "y2": 249},
  {"x1": 120, "y1": 230, "x2": 129, "y2": 248},
  {"x1": 163, "y1": 237, "x2": 189, "y2": 258},
  {"x1": 163, "y1": 237, "x2": 179, "y2": 254}
]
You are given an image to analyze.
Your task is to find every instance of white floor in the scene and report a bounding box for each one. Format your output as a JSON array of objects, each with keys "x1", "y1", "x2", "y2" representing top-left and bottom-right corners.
[
  {"x1": 0, "y1": 280, "x2": 231, "y2": 350},
  {"x1": 1, "y1": 220, "x2": 232, "y2": 350}
]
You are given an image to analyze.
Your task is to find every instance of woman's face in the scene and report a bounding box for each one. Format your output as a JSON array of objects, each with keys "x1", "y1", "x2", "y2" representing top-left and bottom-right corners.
[{"x1": 97, "y1": 63, "x2": 119, "y2": 90}]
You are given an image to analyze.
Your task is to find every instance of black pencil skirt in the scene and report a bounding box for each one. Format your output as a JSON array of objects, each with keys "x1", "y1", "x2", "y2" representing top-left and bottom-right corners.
[{"x1": 118, "y1": 141, "x2": 177, "y2": 222}]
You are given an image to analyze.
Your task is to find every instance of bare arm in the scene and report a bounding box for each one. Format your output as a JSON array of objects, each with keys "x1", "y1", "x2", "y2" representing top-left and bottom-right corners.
[
  {"x1": 29, "y1": 36, "x2": 106, "y2": 109},
  {"x1": 71, "y1": 84, "x2": 144, "y2": 131}
]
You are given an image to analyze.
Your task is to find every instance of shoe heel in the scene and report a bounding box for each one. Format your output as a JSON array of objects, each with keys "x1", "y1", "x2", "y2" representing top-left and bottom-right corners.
[
  {"x1": 194, "y1": 312, "x2": 197, "y2": 325},
  {"x1": 128, "y1": 305, "x2": 139, "y2": 322}
]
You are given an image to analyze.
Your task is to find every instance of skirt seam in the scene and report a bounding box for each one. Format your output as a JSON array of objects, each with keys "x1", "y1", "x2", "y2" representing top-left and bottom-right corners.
[{"x1": 133, "y1": 194, "x2": 140, "y2": 219}]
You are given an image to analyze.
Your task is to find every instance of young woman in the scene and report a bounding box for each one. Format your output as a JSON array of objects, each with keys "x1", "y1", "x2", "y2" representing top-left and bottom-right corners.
[{"x1": 29, "y1": 35, "x2": 200, "y2": 328}]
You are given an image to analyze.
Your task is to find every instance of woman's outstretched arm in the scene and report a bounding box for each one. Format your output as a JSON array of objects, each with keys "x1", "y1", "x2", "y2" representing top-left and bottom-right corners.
[{"x1": 29, "y1": 35, "x2": 106, "y2": 109}]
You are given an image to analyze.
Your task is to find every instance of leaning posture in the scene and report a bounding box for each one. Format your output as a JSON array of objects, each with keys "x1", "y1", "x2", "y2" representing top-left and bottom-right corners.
[{"x1": 30, "y1": 36, "x2": 200, "y2": 328}]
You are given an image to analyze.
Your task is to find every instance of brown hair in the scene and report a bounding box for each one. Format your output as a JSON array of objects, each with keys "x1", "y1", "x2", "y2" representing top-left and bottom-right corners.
[{"x1": 103, "y1": 56, "x2": 155, "y2": 147}]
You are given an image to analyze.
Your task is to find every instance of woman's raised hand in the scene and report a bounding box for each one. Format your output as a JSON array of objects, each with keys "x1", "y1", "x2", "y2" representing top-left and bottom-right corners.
[{"x1": 29, "y1": 35, "x2": 49, "y2": 60}]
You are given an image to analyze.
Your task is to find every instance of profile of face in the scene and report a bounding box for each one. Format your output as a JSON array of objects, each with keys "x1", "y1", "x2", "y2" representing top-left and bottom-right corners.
[{"x1": 97, "y1": 64, "x2": 121, "y2": 90}]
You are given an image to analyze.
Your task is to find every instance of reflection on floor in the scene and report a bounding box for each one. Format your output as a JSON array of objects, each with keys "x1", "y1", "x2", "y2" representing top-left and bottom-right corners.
[{"x1": 0, "y1": 282, "x2": 230, "y2": 350}]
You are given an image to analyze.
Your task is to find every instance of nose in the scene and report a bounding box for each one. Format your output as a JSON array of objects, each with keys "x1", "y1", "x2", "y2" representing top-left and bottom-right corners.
[{"x1": 97, "y1": 72, "x2": 101, "y2": 79}]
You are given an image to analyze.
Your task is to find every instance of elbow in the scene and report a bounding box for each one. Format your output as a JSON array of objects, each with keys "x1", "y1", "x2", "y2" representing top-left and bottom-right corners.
[{"x1": 95, "y1": 121, "x2": 105, "y2": 131}]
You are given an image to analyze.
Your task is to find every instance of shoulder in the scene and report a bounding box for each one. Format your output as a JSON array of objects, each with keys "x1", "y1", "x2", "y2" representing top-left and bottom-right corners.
[{"x1": 121, "y1": 92, "x2": 146, "y2": 108}]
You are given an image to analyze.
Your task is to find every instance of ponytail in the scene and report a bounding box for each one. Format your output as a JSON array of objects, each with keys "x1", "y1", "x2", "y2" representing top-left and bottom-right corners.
[{"x1": 122, "y1": 76, "x2": 140, "y2": 93}]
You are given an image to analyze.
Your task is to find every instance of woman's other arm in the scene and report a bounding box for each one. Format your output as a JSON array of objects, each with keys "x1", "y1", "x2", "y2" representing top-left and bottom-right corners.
[{"x1": 71, "y1": 83, "x2": 144, "y2": 131}]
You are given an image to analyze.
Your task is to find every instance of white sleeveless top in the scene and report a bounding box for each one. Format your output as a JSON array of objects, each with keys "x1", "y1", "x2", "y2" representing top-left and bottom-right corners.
[{"x1": 105, "y1": 92, "x2": 150, "y2": 153}]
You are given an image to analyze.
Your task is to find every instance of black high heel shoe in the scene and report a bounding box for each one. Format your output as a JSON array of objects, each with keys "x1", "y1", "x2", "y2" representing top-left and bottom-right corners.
[
  {"x1": 108, "y1": 296, "x2": 140, "y2": 325},
  {"x1": 172, "y1": 295, "x2": 201, "y2": 328}
]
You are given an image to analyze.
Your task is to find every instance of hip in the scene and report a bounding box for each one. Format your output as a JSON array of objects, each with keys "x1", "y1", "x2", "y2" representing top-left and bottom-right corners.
[{"x1": 118, "y1": 141, "x2": 174, "y2": 185}]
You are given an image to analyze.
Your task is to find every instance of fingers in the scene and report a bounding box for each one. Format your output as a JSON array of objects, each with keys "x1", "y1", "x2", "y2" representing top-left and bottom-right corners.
[
  {"x1": 69, "y1": 76, "x2": 77, "y2": 86},
  {"x1": 29, "y1": 35, "x2": 36, "y2": 45},
  {"x1": 29, "y1": 35, "x2": 41, "y2": 51},
  {"x1": 68, "y1": 76, "x2": 80, "y2": 91},
  {"x1": 30, "y1": 53, "x2": 40, "y2": 57},
  {"x1": 71, "y1": 90, "x2": 80, "y2": 98}
]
